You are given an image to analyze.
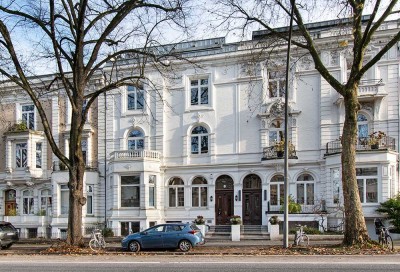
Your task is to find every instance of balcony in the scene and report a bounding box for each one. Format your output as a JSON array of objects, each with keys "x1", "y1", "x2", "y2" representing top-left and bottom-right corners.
[
  {"x1": 325, "y1": 135, "x2": 396, "y2": 156},
  {"x1": 110, "y1": 150, "x2": 161, "y2": 161},
  {"x1": 261, "y1": 146, "x2": 298, "y2": 160},
  {"x1": 358, "y1": 79, "x2": 385, "y2": 97}
]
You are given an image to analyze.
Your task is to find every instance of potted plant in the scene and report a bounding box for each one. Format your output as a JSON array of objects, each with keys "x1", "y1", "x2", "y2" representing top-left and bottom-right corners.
[
  {"x1": 274, "y1": 140, "x2": 285, "y2": 158},
  {"x1": 268, "y1": 216, "x2": 281, "y2": 240},
  {"x1": 193, "y1": 215, "x2": 206, "y2": 235},
  {"x1": 230, "y1": 215, "x2": 242, "y2": 225},
  {"x1": 230, "y1": 215, "x2": 241, "y2": 241},
  {"x1": 368, "y1": 131, "x2": 385, "y2": 149}
]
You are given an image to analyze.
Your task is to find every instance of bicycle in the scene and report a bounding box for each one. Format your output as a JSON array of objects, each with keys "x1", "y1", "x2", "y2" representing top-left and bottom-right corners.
[
  {"x1": 89, "y1": 229, "x2": 106, "y2": 251},
  {"x1": 374, "y1": 218, "x2": 393, "y2": 250},
  {"x1": 293, "y1": 224, "x2": 309, "y2": 246}
]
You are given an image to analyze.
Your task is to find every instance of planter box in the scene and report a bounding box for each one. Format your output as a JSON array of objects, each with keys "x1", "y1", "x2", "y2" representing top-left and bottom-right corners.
[
  {"x1": 196, "y1": 224, "x2": 206, "y2": 236},
  {"x1": 231, "y1": 224, "x2": 241, "y2": 241},
  {"x1": 269, "y1": 224, "x2": 280, "y2": 240}
]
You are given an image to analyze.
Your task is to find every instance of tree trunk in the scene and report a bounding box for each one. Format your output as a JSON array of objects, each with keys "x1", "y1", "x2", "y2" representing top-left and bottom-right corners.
[{"x1": 341, "y1": 87, "x2": 369, "y2": 245}]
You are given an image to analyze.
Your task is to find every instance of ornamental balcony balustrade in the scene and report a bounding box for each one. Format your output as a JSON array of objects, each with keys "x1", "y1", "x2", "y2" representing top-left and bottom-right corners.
[
  {"x1": 110, "y1": 149, "x2": 161, "y2": 161},
  {"x1": 261, "y1": 145, "x2": 298, "y2": 161},
  {"x1": 325, "y1": 135, "x2": 396, "y2": 156},
  {"x1": 358, "y1": 79, "x2": 385, "y2": 97}
]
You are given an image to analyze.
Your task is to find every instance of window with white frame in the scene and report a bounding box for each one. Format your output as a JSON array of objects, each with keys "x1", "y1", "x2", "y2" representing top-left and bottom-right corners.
[
  {"x1": 357, "y1": 113, "x2": 369, "y2": 145},
  {"x1": 191, "y1": 126, "x2": 208, "y2": 154},
  {"x1": 81, "y1": 139, "x2": 88, "y2": 164},
  {"x1": 22, "y1": 190, "x2": 34, "y2": 215},
  {"x1": 270, "y1": 175, "x2": 284, "y2": 206},
  {"x1": 296, "y1": 174, "x2": 315, "y2": 205},
  {"x1": 168, "y1": 177, "x2": 184, "y2": 207},
  {"x1": 40, "y1": 189, "x2": 52, "y2": 216},
  {"x1": 121, "y1": 176, "x2": 140, "y2": 207},
  {"x1": 190, "y1": 77, "x2": 209, "y2": 105},
  {"x1": 149, "y1": 175, "x2": 156, "y2": 207},
  {"x1": 192, "y1": 176, "x2": 208, "y2": 207},
  {"x1": 127, "y1": 129, "x2": 144, "y2": 150},
  {"x1": 357, "y1": 167, "x2": 378, "y2": 203},
  {"x1": 16, "y1": 142, "x2": 28, "y2": 168},
  {"x1": 269, "y1": 120, "x2": 284, "y2": 145},
  {"x1": 21, "y1": 104, "x2": 35, "y2": 129},
  {"x1": 127, "y1": 85, "x2": 144, "y2": 110},
  {"x1": 86, "y1": 185, "x2": 94, "y2": 214},
  {"x1": 60, "y1": 184, "x2": 69, "y2": 215},
  {"x1": 332, "y1": 168, "x2": 341, "y2": 204},
  {"x1": 36, "y1": 142, "x2": 42, "y2": 168},
  {"x1": 268, "y1": 70, "x2": 286, "y2": 98}
]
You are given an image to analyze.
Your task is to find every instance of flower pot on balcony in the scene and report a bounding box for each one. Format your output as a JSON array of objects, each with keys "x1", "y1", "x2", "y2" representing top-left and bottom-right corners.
[{"x1": 371, "y1": 143, "x2": 379, "y2": 149}]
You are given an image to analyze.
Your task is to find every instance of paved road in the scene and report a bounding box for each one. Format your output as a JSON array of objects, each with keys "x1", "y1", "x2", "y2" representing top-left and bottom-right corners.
[{"x1": 0, "y1": 255, "x2": 399, "y2": 272}]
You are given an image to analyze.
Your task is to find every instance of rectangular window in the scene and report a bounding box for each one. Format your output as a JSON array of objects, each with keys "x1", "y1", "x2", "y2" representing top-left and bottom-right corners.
[
  {"x1": 36, "y1": 143, "x2": 42, "y2": 169},
  {"x1": 268, "y1": 71, "x2": 286, "y2": 98},
  {"x1": 60, "y1": 184, "x2": 69, "y2": 215},
  {"x1": 332, "y1": 168, "x2": 341, "y2": 204},
  {"x1": 121, "y1": 176, "x2": 140, "y2": 207},
  {"x1": 169, "y1": 187, "x2": 176, "y2": 207},
  {"x1": 127, "y1": 85, "x2": 144, "y2": 110},
  {"x1": 86, "y1": 185, "x2": 93, "y2": 215},
  {"x1": 121, "y1": 222, "x2": 140, "y2": 236},
  {"x1": 190, "y1": 78, "x2": 209, "y2": 105},
  {"x1": 356, "y1": 167, "x2": 378, "y2": 204},
  {"x1": 21, "y1": 104, "x2": 35, "y2": 129},
  {"x1": 192, "y1": 187, "x2": 199, "y2": 207},
  {"x1": 16, "y1": 143, "x2": 28, "y2": 168},
  {"x1": 149, "y1": 175, "x2": 156, "y2": 207},
  {"x1": 81, "y1": 139, "x2": 88, "y2": 164}
]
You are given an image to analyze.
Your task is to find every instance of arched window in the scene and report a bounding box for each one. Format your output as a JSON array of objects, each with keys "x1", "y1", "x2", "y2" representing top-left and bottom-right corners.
[
  {"x1": 296, "y1": 174, "x2": 315, "y2": 205},
  {"x1": 169, "y1": 177, "x2": 184, "y2": 207},
  {"x1": 191, "y1": 126, "x2": 208, "y2": 154},
  {"x1": 357, "y1": 113, "x2": 369, "y2": 144},
  {"x1": 22, "y1": 190, "x2": 34, "y2": 215},
  {"x1": 269, "y1": 120, "x2": 284, "y2": 145},
  {"x1": 40, "y1": 189, "x2": 52, "y2": 216},
  {"x1": 192, "y1": 176, "x2": 208, "y2": 207},
  {"x1": 270, "y1": 175, "x2": 284, "y2": 206},
  {"x1": 243, "y1": 174, "x2": 261, "y2": 189},
  {"x1": 127, "y1": 129, "x2": 144, "y2": 150}
]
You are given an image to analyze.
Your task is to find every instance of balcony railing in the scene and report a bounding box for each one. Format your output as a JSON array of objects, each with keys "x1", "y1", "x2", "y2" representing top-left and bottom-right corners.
[
  {"x1": 358, "y1": 79, "x2": 384, "y2": 96},
  {"x1": 262, "y1": 146, "x2": 298, "y2": 160},
  {"x1": 52, "y1": 161, "x2": 98, "y2": 171},
  {"x1": 325, "y1": 135, "x2": 396, "y2": 156},
  {"x1": 110, "y1": 150, "x2": 161, "y2": 161}
]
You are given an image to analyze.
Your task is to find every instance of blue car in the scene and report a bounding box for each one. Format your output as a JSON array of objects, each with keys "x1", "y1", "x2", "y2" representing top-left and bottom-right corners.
[{"x1": 121, "y1": 223, "x2": 205, "y2": 252}]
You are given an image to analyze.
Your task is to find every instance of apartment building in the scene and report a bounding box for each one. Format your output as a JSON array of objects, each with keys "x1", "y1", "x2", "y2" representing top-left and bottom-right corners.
[{"x1": 0, "y1": 18, "x2": 399, "y2": 238}]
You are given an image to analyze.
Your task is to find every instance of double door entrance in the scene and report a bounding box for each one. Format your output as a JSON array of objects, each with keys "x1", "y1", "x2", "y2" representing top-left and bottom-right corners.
[{"x1": 214, "y1": 174, "x2": 262, "y2": 225}]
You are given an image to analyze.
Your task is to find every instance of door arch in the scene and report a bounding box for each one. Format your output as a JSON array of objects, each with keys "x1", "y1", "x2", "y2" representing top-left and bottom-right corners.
[
  {"x1": 242, "y1": 174, "x2": 262, "y2": 225},
  {"x1": 215, "y1": 175, "x2": 234, "y2": 225}
]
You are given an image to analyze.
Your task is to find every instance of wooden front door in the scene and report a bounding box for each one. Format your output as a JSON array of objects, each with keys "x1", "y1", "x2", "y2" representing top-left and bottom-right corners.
[
  {"x1": 215, "y1": 190, "x2": 234, "y2": 225},
  {"x1": 242, "y1": 190, "x2": 262, "y2": 225},
  {"x1": 5, "y1": 201, "x2": 16, "y2": 216},
  {"x1": 5, "y1": 189, "x2": 16, "y2": 216}
]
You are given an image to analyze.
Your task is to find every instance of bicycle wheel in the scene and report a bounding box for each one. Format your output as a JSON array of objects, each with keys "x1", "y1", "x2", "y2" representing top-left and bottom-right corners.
[
  {"x1": 100, "y1": 238, "x2": 106, "y2": 249},
  {"x1": 384, "y1": 235, "x2": 393, "y2": 250},
  {"x1": 89, "y1": 239, "x2": 100, "y2": 251},
  {"x1": 297, "y1": 234, "x2": 309, "y2": 246}
]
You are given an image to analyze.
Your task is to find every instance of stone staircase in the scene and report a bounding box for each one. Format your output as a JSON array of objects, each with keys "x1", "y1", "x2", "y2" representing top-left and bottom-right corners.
[{"x1": 206, "y1": 225, "x2": 270, "y2": 240}]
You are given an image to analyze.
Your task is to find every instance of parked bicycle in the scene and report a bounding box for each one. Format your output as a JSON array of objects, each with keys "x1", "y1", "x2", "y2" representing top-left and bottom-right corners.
[
  {"x1": 293, "y1": 224, "x2": 309, "y2": 246},
  {"x1": 89, "y1": 229, "x2": 106, "y2": 251},
  {"x1": 374, "y1": 218, "x2": 393, "y2": 250}
]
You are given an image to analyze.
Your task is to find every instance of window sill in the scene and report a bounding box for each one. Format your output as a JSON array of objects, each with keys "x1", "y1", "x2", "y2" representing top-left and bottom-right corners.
[
  {"x1": 185, "y1": 106, "x2": 213, "y2": 112},
  {"x1": 122, "y1": 110, "x2": 147, "y2": 117}
]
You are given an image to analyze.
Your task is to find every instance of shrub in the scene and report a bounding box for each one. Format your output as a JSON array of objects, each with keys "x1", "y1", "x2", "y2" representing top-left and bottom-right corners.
[
  {"x1": 377, "y1": 194, "x2": 400, "y2": 232},
  {"x1": 230, "y1": 215, "x2": 242, "y2": 225},
  {"x1": 193, "y1": 215, "x2": 205, "y2": 225},
  {"x1": 269, "y1": 216, "x2": 280, "y2": 225},
  {"x1": 102, "y1": 227, "x2": 114, "y2": 237}
]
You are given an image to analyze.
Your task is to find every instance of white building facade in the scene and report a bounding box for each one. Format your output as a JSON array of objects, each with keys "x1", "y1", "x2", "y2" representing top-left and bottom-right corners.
[{"x1": 0, "y1": 18, "x2": 399, "y2": 238}]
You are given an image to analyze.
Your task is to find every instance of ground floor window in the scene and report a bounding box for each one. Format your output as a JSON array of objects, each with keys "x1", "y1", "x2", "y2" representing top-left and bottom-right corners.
[
  {"x1": 121, "y1": 176, "x2": 140, "y2": 207},
  {"x1": 60, "y1": 184, "x2": 69, "y2": 215},
  {"x1": 270, "y1": 175, "x2": 284, "y2": 206},
  {"x1": 357, "y1": 167, "x2": 378, "y2": 203},
  {"x1": 121, "y1": 221, "x2": 140, "y2": 236}
]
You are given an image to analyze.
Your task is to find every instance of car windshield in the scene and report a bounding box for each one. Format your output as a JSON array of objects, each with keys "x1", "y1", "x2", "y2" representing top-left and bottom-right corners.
[{"x1": 0, "y1": 225, "x2": 15, "y2": 232}]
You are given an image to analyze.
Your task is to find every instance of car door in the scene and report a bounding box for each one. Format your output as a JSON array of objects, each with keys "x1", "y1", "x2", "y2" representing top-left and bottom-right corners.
[
  {"x1": 140, "y1": 225, "x2": 164, "y2": 249},
  {"x1": 163, "y1": 224, "x2": 182, "y2": 248}
]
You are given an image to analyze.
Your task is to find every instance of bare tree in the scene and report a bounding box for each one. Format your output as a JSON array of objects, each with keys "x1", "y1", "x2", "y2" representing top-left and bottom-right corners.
[
  {"x1": 0, "y1": 0, "x2": 189, "y2": 246},
  {"x1": 212, "y1": 0, "x2": 400, "y2": 246}
]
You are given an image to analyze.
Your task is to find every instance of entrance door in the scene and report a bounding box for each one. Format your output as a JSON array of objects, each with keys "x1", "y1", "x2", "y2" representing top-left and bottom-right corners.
[
  {"x1": 242, "y1": 190, "x2": 262, "y2": 225},
  {"x1": 215, "y1": 191, "x2": 233, "y2": 225},
  {"x1": 5, "y1": 189, "x2": 16, "y2": 216}
]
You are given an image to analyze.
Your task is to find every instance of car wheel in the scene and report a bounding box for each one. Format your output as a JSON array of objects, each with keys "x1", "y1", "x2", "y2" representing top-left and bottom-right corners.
[
  {"x1": 178, "y1": 240, "x2": 192, "y2": 252},
  {"x1": 128, "y1": 241, "x2": 141, "y2": 252}
]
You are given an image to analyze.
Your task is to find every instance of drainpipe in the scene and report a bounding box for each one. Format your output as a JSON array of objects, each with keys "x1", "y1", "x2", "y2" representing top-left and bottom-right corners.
[{"x1": 104, "y1": 91, "x2": 107, "y2": 228}]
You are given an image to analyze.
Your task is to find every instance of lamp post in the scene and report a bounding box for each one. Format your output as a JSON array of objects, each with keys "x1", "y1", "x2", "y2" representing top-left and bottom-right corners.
[{"x1": 283, "y1": 0, "x2": 295, "y2": 249}]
